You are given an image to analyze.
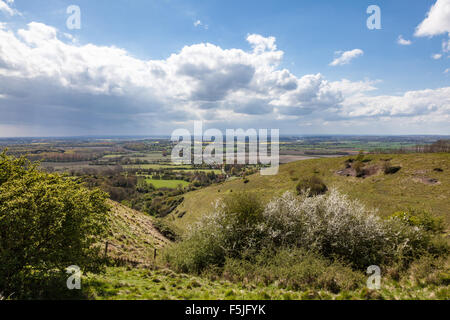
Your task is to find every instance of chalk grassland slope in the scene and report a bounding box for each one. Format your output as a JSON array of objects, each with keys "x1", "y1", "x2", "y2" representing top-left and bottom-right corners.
[
  {"x1": 105, "y1": 200, "x2": 169, "y2": 262},
  {"x1": 167, "y1": 153, "x2": 450, "y2": 232}
]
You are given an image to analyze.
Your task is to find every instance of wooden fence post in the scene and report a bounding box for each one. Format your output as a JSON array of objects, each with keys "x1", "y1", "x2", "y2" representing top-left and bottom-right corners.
[
  {"x1": 104, "y1": 241, "x2": 109, "y2": 259},
  {"x1": 154, "y1": 248, "x2": 157, "y2": 260}
]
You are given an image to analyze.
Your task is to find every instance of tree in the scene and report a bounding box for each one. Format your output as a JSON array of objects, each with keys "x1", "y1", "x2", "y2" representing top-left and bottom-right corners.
[{"x1": 0, "y1": 152, "x2": 109, "y2": 296}]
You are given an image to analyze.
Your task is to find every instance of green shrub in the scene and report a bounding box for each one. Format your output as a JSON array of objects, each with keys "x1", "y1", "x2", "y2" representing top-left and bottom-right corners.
[
  {"x1": 222, "y1": 248, "x2": 365, "y2": 293},
  {"x1": 0, "y1": 152, "x2": 109, "y2": 297},
  {"x1": 163, "y1": 222, "x2": 226, "y2": 274},
  {"x1": 221, "y1": 192, "x2": 264, "y2": 226},
  {"x1": 153, "y1": 219, "x2": 181, "y2": 242},
  {"x1": 389, "y1": 210, "x2": 445, "y2": 234},
  {"x1": 296, "y1": 176, "x2": 328, "y2": 197},
  {"x1": 165, "y1": 192, "x2": 264, "y2": 273}
]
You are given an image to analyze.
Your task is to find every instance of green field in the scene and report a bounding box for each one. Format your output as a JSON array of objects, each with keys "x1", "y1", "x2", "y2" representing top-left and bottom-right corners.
[
  {"x1": 166, "y1": 153, "x2": 450, "y2": 232},
  {"x1": 124, "y1": 164, "x2": 189, "y2": 170},
  {"x1": 102, "y1": 154, "x2": 124, "y2": 159},
  {"x1": 125, "y1": 164, "x2": 222, "y2": 174},
  {"x1": 145, "y1": 178, "x2": 190, "y2": 189},
  {"x1": 173, "y1": 169, "x2": 222, "y2": 174}
]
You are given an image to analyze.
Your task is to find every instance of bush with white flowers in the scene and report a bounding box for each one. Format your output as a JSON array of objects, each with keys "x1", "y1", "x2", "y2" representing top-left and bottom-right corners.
[{"x1": 166, "y1": 189, "x2": 436, "y2": 273}]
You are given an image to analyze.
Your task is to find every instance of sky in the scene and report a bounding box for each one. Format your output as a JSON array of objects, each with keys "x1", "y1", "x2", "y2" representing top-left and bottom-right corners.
[{"x1": 0, "y1": 0, "x2": 449, "y2": 137}]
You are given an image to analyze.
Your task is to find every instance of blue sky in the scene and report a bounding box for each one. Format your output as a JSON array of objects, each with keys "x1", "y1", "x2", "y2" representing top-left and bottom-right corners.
[{"x1": 0, "y1": 0, "x2": 449, "y2": 136}]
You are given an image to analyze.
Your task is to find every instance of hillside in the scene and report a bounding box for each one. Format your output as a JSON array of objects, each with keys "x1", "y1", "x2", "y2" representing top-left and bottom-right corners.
[
  {"x1": 105, "y1": 200, "x2": 170, "y2": 263},
  {"x1": 167, "y1": 153, "x2": 450, "y2": 232},
  {"x1": 79, "y1": 154, "x2": 449, "y2": 300}
]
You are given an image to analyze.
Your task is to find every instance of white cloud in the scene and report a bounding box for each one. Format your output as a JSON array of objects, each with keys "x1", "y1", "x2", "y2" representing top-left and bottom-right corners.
[
  {"x1": 193, "y1": 20, "x2": 208, "y2": 30},
  {"x1": 445, "y1": 68, "x2": 450, "y2": 73},
  {"x1": 328, "y1": 79, "x2": 379, "y2": 97},
  {"x1": 397, "y1": 35, "x2": 412, "y2": 45},
  {"x1": 340, "y1": 87, "x2": 450, "y2": 118},
  {"x1": 0, "y1": 22, "x2": 448, "y2": 135},
  {"x1": 432, "y1": 53, "x2": 443, "y2": 59},
  {"x1": 0, "y1": 0, "x2": 20, "y2": 16},
  {"x1": 415, "y1": 0, "x2": 450, "y2": 37},
  {"x1": 246, "y1": 34, "x2": 277, "y2": 53},
  {"x1": 0, "y1": 23, "x2": 341, "y2": 133},
  {"x1": 329, "y1": 49, "x2": 364, "y2": 66},
  {"x1": 443, "y1": 39, "x2": 450, "y2": 52}
]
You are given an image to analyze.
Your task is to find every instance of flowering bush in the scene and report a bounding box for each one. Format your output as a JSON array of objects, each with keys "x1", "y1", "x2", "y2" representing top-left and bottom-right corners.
[
  {"x1": 166, "y1": 190, "x2": 442, "y2": 273},
  {"x1": 263, "y1": 190, "x2": 431, "y2": 267}
]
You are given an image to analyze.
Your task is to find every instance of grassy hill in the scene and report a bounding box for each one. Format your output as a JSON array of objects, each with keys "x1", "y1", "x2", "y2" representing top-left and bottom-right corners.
[
  {"x1": 84, "y1": 155, "x2": 449, "y2": 300},
  {"x1": 167, "y1": 153, "x2": 450, "y2": 232},
  {"x1": 88, "y1": 198, "x2": 448, "y2": 300},
  {"x1": 105, "y1": 200, "x2": 170, "y2": 263}
]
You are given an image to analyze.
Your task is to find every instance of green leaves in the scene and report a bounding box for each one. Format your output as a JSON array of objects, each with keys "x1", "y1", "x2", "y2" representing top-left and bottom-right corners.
[{"x1": 0, "y1": 152, "x2": 110, "y2": 297}]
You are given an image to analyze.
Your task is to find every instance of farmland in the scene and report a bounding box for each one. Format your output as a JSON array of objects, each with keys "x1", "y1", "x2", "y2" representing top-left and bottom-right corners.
[{"x1": 144, "y1": 178, "x2": 190, "y2": 189}]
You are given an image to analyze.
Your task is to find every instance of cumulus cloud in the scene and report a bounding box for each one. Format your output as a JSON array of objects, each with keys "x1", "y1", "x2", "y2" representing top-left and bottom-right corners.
[
  {"x1": 329, "y1": 49, "x2": 364, "y2": 66},
  {"x1": 397, "y1": 35, "x2": 412, "y2": 45},
  {"x1": 0, "y1": 23, "x2": 344, "y2": 134},
  {"x1": 0, "y1": 0, "x2": 20, "y2": 16},
  {"x1": 271, "y1": 73, "x2": 344, "y2": 115},
  {"x1": 247, "y1": 34, "x2": 277, "y2": 53},
  {"x1": 415, "y1": 0, "x2": 450, "y2": 37},
  {"x1": 415, "y1": 1, "x2": 450, "y2": 62},
  {"x1": 340, "y1": 87, "x2": 450, "y2": 118},
  {"x1": 0, "y1": 22, "x2": 448, "y2": 136}
]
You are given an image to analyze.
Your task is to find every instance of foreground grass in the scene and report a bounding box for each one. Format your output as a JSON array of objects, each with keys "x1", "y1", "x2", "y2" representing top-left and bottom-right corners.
[
  {"x1": 82, "y1": 266, "x2": 449, "y2": 300},
  {"x1": 84, "y1": 267, "x2": 309, "y2": 300}
]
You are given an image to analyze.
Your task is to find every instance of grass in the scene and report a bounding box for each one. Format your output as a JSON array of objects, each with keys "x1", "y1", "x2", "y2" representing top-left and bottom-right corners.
[
  {"x1": 173, "y1": 169, "x2": 223, "y2": 174},
  {"x1": 145, "y1": 178, "x2": 190, "y2": 189},
  {"x1": 102, "y1": 154, "x2": 124, "y2": 159},
  {"x1": 104, "y1": 200, "x2": 170, "y2": 263},
  {"x1": 165, "y1": 153, "x2": 450, "y2": 232},
  {"x1": 82, "y1": 264, "x2": 449, "y2": 300},
  {"x1": 84, "y1": 267, "x2": 310, "y2": 300},
  {"x1": 124, "y1": 164, "x2": 190, "y2": 170},
  {"x1": 125, "y1": 164, "x2": 221, "y2": 174},
  {"x1": 39, "y1": 153, "x2": 450, "y2": 300}
]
